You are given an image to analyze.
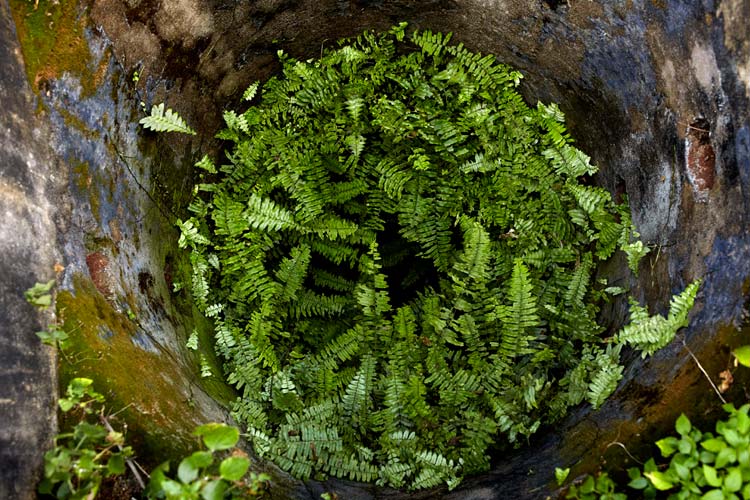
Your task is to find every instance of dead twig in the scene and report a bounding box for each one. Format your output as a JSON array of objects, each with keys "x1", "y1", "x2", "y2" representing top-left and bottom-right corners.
[
  {"x1": 100, "y1": 414, "x2": 147, "y2": 490},
  {"x1": 681, "y1": 336, "x2": 727, "y2": 405}
]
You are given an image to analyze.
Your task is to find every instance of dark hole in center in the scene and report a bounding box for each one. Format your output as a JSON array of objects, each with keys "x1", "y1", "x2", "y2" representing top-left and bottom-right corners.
[
  {"x1": 542, "y1": 0, "x2": 567, "y2": 10},
  {"x1": 378, "y1": 215, "x2": 441, "y2": 308}
]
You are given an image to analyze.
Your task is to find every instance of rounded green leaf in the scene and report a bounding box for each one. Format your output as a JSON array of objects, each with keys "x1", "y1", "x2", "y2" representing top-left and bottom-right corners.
[
  {"x1": 201, "y1": 479, "x2": 228, "y2": 500},
  {"x1": 736, "y1": 410, "x2": 750, "y2": 435},
  {"x1": 676, "y1": 413, "x2": 692, "y2": 436},
  {"x1": 677, "y1": 437, "x2": 695, "y2": 455},
  {"x1": 716, "y1": 447, "x2": 738, "y2": 468},
  {"x1": 627, "y1": 476, "x2": 648, "y2": 489},
  {"x1": 672, "y1": 458, "x2": 690, "y2": 480},
  {"x1": 733, "y1": 345, "x2": 750, "y2": 367},
  {"x1": 161, "y1": 478, "x2": 185, "y2": 497},
  {"x1": 656, "y1": 436, "x2": 679, "y2": 456},
  {"x1": 701, "y1": 489, "x2": 725, "y2": 500},
  {"x1": 703, "y1": 464, "x2": 722, "y2": 487},
  {"x1": 219, "y1": 456, "x2": 250, "y2": 481},
  {"x1": 178, "y1": 451, "x2": 213, "y2": 483},
  {"x1": 724, "y1": 467, "x2": 742, "y2": 492},
  {"x1": 107, "y1": 454, "x2": 126, "y2": 475},
  {"x1": 58, "y1": 398, "x2": 75, "y2": 412},
  {"x1": 177, "y1": 459, "x2": 199, "y2": 484},
  {"x1": 580, "y1": 475, "x2": 595, "y2": 494},
  {"x1": 194, "y1": 423, "x2": 240, "y2": 452},
  {"x1": 644, "y1": 471, "x2": 675, "y2": 491},
  {"x1": 701, "y1": 437, "x2": 727, "y2": 454}
]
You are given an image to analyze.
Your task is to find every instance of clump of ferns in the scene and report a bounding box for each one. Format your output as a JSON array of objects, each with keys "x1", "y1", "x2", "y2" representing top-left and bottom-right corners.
[{"x1": 153, "y1": 23, "x2": 701, "y2": 490}]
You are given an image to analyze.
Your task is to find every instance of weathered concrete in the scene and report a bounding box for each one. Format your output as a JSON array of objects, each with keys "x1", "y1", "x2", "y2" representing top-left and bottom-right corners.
[
  {"x1": 2, "y1": 0, "x2": 750, "y2": 498},
  {"x1": 0, "y1": 1, "x2": 60, "y2": 497}
]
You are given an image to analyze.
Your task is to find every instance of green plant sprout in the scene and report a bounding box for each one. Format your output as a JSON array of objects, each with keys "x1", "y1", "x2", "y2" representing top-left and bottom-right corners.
[
  {"x1": 146, "y1": 423, "x2": 270, "y2": 499},
  {"x1": 564, "y1": 406, "x2": 750, "y2": 500},
  {"x1": 38, "y1": 378, "x2": 135, "y2": 499},
  {"x1": 40, "y1": 378, "x2": 270, "y2": 499},
  {"x1": 25, "y1": 279, "x2": 55, "y2": 308}
]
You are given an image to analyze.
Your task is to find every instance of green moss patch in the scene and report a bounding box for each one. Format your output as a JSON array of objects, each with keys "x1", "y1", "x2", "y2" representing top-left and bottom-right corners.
[
  {"x1": 9, "y1": 0, "x2": 103, "y2": 96},
  {"x1": 56, "y1": 274, "x2": 202, "y2": 465}
]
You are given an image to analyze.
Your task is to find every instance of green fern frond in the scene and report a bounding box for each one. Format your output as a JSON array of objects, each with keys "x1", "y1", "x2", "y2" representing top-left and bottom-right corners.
[
  {"x1": 622, "y1": 240, "x2": 651, "y2": 276},
  {"x1": 246, "y1": 194, "x2": 298, "y2": 232},
  {"x1": 498, "y1": 259, "x2": 539, "y2": 361},
  {"x1": 139, "y1": 102, "x2": 196, "y2": 135},
  {"x1": 616, "y1": 280, "x2": 700, "y2": 357},
  {"x1": 243, "y1": 81, "x2": 260, "y2": 101},
  {"x1": 586, "y1": 345, "x2": 623, "y2": 409}
]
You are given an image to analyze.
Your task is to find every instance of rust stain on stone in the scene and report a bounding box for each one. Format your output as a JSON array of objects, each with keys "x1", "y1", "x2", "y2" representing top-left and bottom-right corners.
[
  {"x1": 685, "y1": 119, "x2": 716, "y2": 201},
  {"x1": 86, "y1": 251, "x2": 113, "y2": 297}
]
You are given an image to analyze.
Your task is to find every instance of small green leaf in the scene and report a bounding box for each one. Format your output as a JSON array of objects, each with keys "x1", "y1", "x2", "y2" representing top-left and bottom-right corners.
[
  {"x1": 678, "y1": 437, "x2": 694, "y2": 455},
  {"x1": 25, "y1": 280, "x2": 55, "y2": 308},
  {"x1": 554, "y1": 467, "x2": 570, "y2": 486},
  {"x1": 672, "y1": 458, "x2": 690, "y2": 480},
  {"x1": 736, "y1": 410, "x2": 750, "y2": 435},
  {"x1": 701, "y1": 437, "x2": 727, "y2": 453},
  {"x1": 140, "y1": 103, "x2": 197, "y2": 135},
  {"x1": 737, "y1": 448, "x2": 750, "y2": 467},
  {"x1": 195, "y1": 155, "x2": 217, "y2": 174},
  {"x1": 700, "y1": 450, "x2": 717, "y2": 463},
  {"x1": 733, "y1": 345, "x2": 750, "y2": 367},
  {"x1": 36, "y1": 328, "x2": 69, "y2": 346},
  {"x1": 200, "y1": 354, "x2": 213, "y2": 378},
  {"x1": 715, "y1": 447, "x2": 737, "y2": 468},
  {"x1": 178, "y1": 451, "x2": 213, "y2": 483},
  {"x1": 161, "y1": 478, "x2": 185, "y2": 496},
  {"x1": 724, "y1": 467, "x2": 742, "y2": 492},
  {"x1": 201, "y1": 479, "x2": 228, "y2": 500},
  {"x1": 703, "y1": 464, "x2": 721, "y2": 487},
  {"x1": 644, "y1": 471, "x2": 675, "y2": 491},
  {"x1": 242, "y1": 82, "x2": 259, "y2": 102},
  {"x1": 656, "y1": 436, "x2": 680, "y2": 456},
  {"x1": 74, "y1": 422, "x2": 108, "y2": 441},
  {"x1": 58, "y1": 398, "x2": 75, "y2": 412},
  {"x1": 723, "y1": 429, "x2": 743, "y2": 448},
  {"x1": 676, "y1": 413, "x2": 692, "y2": 435},
  {"x1": 194, "y1": 423, "x2": 239, "y2": 451},
  {"x1": 219, "y1": 456, "x2": 250, "y2": 481},
  {"x1": 628, "y1": 476, "x2": 648, "y2": 489},
  {"x1": 107, "y1": 454, "x2": 126, "y2": 475},
  {"x1": 580, "y1": 475, "x2": 595, "y2": 494},
  {"x1": 701, "y1": 489, "x2": 725, "y2": 500}
]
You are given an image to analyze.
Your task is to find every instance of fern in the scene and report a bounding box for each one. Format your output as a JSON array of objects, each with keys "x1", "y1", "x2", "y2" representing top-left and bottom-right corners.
[
  {"x1": 616, "y1": 280, "x2": 701, "y2": 357},
  {"x1": 177, "y1": 24, "x2": 702, "y2": 491},
  {"x1": 139, "y1": 103, "x2": 196, "y2": 135},
  {"x1": 586, "y1": 345, "x2": 624, "y2": 409}
]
